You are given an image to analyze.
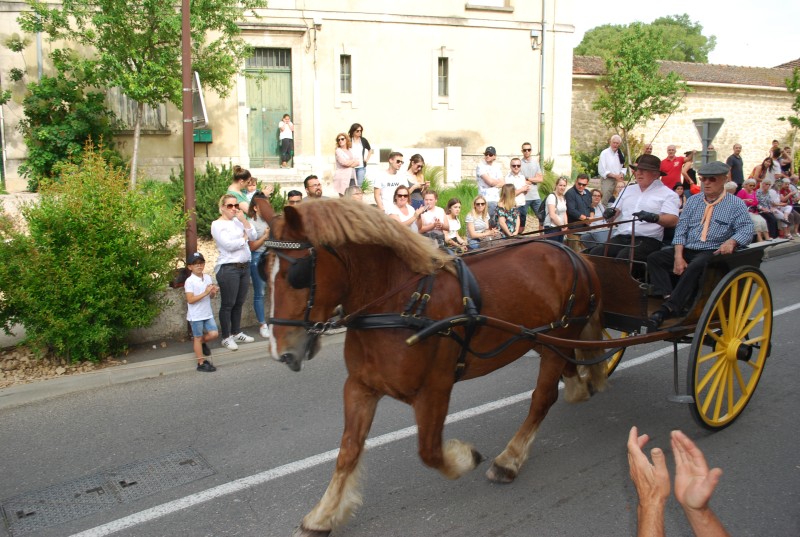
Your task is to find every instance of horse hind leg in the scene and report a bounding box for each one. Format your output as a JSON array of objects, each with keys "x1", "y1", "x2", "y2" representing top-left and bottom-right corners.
[
  {"x1": 296, "y1": 378, "x2": 379, "y2": 537},
  {"x1": 414, "y1": 386, "x2": 484, "y2": 480},
  {"x1": 487, "y1": 349, "x2": 564, "y2": 484}
]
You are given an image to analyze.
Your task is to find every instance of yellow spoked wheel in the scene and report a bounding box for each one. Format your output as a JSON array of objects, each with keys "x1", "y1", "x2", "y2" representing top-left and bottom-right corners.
[
  {"x1": 602, "y1": 328, "x2": 630, "y2": 377},
  {"x1": 688, "y1": 267, "x2": 772, "y2": 430}
]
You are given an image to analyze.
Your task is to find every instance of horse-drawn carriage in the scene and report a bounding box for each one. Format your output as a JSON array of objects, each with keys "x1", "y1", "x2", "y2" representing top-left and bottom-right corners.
[{"x1": 254, "y1": 197, "x2": 776, "y2": 536}]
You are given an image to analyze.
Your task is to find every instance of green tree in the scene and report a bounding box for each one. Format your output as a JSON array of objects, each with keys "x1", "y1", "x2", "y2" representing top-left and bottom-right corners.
[
  {"x1": 20, "y1": 0, "x2": 267, "y2": 187},
  {"x1": 779, "y1": 68, "x2": 800, "y2": 173},
  {"x1": 575, "y1": 14, "x2": 716, "y2": 63},
  {"x1": 16, "y1": 50, "x2": 123, "y2": 191},
  {"x1": 591, "y1": 23, "x2": 689, "y2": 167}
]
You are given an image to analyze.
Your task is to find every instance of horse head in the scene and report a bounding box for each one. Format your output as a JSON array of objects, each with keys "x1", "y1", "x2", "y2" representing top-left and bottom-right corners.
[{"x1": 256, "y1": 198, "x2": 346, "y2": 371}]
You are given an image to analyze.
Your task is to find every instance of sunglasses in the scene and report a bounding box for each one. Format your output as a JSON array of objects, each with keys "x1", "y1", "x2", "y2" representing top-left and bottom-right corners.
[
  {"x1": 522, "y1": 148, "x2": 532, "y2": 152},
  {"x1": 475, "y1": 202, "x2": 486, "y2": 206},
  {"x1": 396, "y1": 193, "x2": 409, "y2": 198},
  {"x1": 577, "y1": 182, "x2": 588, "y2": 187},
  {"x1": 511, "y1": 164, "x2": 521, "y2": 168},
  {"x1": 224, "y1": 203, "x2": 240, "y2": 210},
  {"x1": 337, "y1": 137, "x2": 346, "y2": 141},
  {"x1": 394, "y1": 161, "x2": 404, "y2": 165}
]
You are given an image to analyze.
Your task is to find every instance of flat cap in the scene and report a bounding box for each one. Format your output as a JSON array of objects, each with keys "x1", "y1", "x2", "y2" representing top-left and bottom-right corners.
[{"x1": 697, "y1": 161, "x2": 730, "y2": 176}]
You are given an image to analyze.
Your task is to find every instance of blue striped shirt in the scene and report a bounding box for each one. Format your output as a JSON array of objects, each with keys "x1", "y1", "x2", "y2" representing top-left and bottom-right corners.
[{"x1": 673, "y1": 192, "x2": 753, "y2": 250}]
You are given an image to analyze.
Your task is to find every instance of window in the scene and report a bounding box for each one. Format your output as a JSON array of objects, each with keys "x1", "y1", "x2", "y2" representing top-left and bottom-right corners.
[
  {"x1": 431, "y1": 48, "x2": 455, "y2": 110},
  {"x1": 340, "y1": 55, "x2": 352, "y2": 94},
  {"x1": 246, "y1": 48, "x2": 291, "y2": 71},
  {"x1": 438, "y1": 57, "x2": 449, "y2": 98},
  {"x1": 105, "y1": 87, "x2": 167, "y2": 132},
  {"x1": 334, "y1": 47, "x2": 359, "y2": 108}
]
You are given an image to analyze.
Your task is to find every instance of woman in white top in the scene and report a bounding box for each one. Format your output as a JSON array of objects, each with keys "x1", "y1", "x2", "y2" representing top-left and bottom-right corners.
[
  {"x1": 387, "y1": 185, "x2": 424, "y2": 233},
  {"x1": 211, "y1": 194, "x2": 258, "y2": 351},
  {"x1": 246, "y1": 192, "x2": 271, "y2": 339},
  {"x1": 348, "y1": 123, "x2": 373, "y2": 188},
  {"x1": 544, "y1": 176, "x2": 568, "y2": 243},
  {"x1": 444, "y1": 198, "x2": 468, "y2": 253},
  {"x1": 465, "y1": 195, "x2": 500, "y2": 249}
]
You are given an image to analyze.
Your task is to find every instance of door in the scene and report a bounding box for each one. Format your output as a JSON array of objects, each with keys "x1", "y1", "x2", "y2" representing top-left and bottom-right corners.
[{"x1": 245, "y1": 48, "x2": 292, "y2": 168}]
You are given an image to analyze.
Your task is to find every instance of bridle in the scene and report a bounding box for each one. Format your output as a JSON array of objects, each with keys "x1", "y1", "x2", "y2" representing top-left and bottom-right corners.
[{"x1": 262, "y1": 238, "x2": 343, "y2": 335}]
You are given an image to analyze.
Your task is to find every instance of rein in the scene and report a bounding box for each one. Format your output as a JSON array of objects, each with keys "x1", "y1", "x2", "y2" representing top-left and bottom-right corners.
[{"x1": 266, "y1": 227, "x2": 602, "y2": 379}]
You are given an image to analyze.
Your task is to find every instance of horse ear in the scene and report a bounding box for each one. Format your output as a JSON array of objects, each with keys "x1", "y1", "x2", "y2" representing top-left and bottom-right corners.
[
  {"x1": 254, "y1": 196, "x2": 275, "y2": 222},
  {"x1": 284, "y1": 205, "x2": 305, "y2": 235}
]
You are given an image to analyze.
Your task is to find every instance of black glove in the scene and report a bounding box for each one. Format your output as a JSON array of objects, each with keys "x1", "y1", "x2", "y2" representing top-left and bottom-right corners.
[
  {"x1": 603, "y1": 208, "x2": 617, "y2": 220},
  {"x1": 632, "y1": 211, "x2": 660, "y2": 223}
]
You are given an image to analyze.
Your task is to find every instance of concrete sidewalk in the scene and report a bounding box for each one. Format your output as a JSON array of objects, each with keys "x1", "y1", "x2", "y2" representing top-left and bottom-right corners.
[
  {"x1": 0, "y1": 330, "x2": 345, "y2": 411},
  {"x1": 1, "y1": 238, "x2": 798, "y2": 411}
]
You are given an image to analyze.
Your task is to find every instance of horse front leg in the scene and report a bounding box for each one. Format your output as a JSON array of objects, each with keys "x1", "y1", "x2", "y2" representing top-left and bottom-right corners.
[
  {"x1": 413, "y1": 384, "x2": 485, "y2": 480},
  {"x1": 295, "y1": 377, "x2": 380, "y2": 537},
  {"x1": 486, "y1": 350, "x2": 565, "y2": 484}
]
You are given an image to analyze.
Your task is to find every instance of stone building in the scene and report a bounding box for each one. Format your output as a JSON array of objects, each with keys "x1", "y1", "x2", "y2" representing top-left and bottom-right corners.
[
  {"x1": 572, "y1": 55, "x2": 796, "y2": 175},
  {"x1": 0, "y1": 1, "x2": 578, "y2": 192}
]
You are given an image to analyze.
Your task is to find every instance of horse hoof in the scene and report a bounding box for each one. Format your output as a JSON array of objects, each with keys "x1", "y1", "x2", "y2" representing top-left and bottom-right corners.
[
  {"x1": 486, "y1": 462, "x2": 517, "y2": 484},
  {"x1": 292, "y1": 526, "x2": 330, "y2": 537}
]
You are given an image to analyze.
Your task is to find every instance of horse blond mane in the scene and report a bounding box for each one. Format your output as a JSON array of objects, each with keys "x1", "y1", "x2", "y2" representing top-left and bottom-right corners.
[{"x1": 296, "y1": 199, "x2": 453, "y2": 274}]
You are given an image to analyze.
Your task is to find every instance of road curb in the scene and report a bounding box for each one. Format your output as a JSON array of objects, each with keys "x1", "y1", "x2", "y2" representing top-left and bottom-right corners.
[{"x1": 0, "y1": 331, "x2": 346, "y2": 410}]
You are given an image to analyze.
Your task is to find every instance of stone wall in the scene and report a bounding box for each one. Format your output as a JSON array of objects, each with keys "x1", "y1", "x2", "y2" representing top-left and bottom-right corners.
[{"x1": 572, "y1": 77, "x2": 795, "y2": 174}]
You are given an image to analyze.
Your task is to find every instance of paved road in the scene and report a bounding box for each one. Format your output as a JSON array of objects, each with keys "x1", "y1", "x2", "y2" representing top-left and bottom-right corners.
[{"x1": 1, "y1": 255, "x2": 799, "y2": 537}]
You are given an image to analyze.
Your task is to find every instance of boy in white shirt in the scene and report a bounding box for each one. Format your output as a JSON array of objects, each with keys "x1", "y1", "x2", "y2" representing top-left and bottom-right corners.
[{"x1": 185, "y1": 252, "x2": 220, "y2": 372}]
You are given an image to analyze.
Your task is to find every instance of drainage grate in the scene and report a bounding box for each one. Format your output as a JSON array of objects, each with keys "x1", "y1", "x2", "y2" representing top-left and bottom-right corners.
[{"x1": 1, "y1": 448, "x2": 214, "y2": 536}]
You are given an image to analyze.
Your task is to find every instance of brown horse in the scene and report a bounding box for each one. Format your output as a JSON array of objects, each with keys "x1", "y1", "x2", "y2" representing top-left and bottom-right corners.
[{"x1": 256, "y1": 197, "x2": 607, "y2": 536}]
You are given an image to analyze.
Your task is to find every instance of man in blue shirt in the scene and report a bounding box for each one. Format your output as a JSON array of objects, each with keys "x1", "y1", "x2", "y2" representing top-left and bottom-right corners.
[{"x1": 647, "y1": 161, "x2": 754, "y2": 327}]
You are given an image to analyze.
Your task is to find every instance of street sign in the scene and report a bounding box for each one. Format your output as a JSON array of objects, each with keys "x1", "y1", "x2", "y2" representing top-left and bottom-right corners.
[{"x1": 693, "y1": 118, "x2": 724, "y2": 165}]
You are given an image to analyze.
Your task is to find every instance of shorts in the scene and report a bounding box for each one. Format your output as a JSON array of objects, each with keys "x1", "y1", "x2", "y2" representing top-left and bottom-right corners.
[{"x1": 190, "y1": 318, "x2": 218, "y2": 338}]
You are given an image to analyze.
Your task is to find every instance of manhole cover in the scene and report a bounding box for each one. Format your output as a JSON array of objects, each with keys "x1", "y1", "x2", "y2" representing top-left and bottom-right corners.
[{"x1": 1, "y1": 448, "x2": 214, "y2": 536}]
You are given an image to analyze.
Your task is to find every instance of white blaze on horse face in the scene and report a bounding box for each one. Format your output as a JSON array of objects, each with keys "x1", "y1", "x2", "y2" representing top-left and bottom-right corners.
[{"x1": 268, "y1": 252, "x2": 280, "y2": 359}]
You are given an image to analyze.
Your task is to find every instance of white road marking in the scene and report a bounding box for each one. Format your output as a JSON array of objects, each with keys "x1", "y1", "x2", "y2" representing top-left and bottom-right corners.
[{"x1": 71, "y1": 302, "x2": 798, "y2": 537}]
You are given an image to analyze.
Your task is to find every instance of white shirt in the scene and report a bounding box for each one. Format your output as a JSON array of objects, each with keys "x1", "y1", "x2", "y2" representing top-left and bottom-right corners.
[
  {"x1": 374, "y1": 170, "x2": 410, "y2": 213},
  {"x1": 544, "y1": 193, "x2": 566, "y2": 228},
  {"x1": 279, "y1": 121, "x2": 293, "y2": 140},
  {"x1": 506, "y1": 171, "x2": 527, "y2": 207},
  {"x1": 386, "y1": 203, "x2": 418, "y2": 233},
  {"x1": 446, "y1": 216, "x2": 461, "y2": 240},
  {"x1": 521, "y1": 157, "x2": 542, "y2": 201},
  {"x1": 613, "y1": 179, "x2": 680, "y2": 240},
  {"x1": 598, "y1": 147, "x2": 624, "y2": 179},
  {"x1": 476, "y1": 160, "x2": 503, "y2": 202},
  {"x1": 420, "y1": 206, "x2": 447, "y2": 236},
  {"x1": 185, "y1": 273, "x2": 214, "y2": 321},
  {"x1": 211, "y1": 218, "x2": 257, "y2": 267},
  {"x1": 351, "y1": 139, "x2": 365, "y2": 167}
]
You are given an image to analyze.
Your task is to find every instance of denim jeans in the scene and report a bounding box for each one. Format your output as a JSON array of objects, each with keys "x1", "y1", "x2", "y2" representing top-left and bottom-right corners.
[
  {"x1": 216, "y1": 263, "x2": 250, "y2": 338},
  {"x1": 250, "y1": 250, "x2": 266, "y2": 325},
  {"x1": 355, "y1": 167, "x2": 366, "y2": 187}
]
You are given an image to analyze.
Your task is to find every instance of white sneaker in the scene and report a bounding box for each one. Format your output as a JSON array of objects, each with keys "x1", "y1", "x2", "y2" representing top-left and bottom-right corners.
[
  {"x1": 221, "y1": 337, "x2": 239, "y2": 351},
  {"x1": 259, "y1": 325, "x2": 270, "y2": 338},
  {"x1": 233, "y1": 332, "x2": 255, "y2": 344}
]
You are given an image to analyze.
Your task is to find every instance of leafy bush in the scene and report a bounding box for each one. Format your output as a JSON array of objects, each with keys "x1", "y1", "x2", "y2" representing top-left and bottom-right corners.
[
  {"x1": 0, "y1": 145, "x2": 186, "y2": 362},
  {"x1": 166, "y1": 162, "x2": 234, "y2": 238},
  {"x1": 17, "y1": 58, "x2": 124, "y2": 191},
  {"x1": 167, "y1": 162, "x2": 286, "y2": 237},
  {"x1": 437, "y1": 179, "x2": 478, "y2": 231},
  {"x1": 571, "y1": 139, "x2": 603, "y2": 179}
]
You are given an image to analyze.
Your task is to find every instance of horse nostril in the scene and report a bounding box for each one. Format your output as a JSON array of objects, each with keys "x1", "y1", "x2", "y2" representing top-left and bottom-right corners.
[{"x1": 279, "y1": 353, "x2": 289, "y2": 363}]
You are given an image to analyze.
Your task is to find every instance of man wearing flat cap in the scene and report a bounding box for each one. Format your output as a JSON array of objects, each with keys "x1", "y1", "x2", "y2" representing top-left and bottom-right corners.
[
  {"x1": 647, "y1": 161, "x2": 754, "y2": 327},
  {"x1": 589, "y1": 153, "x2": 680, "y2": 261}
]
